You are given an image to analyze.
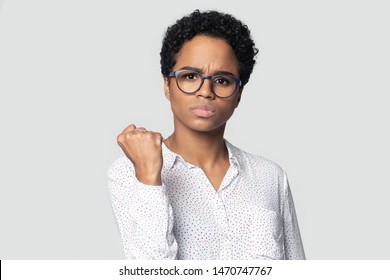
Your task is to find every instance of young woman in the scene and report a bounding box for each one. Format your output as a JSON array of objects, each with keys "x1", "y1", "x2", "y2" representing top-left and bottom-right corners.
[{"x1": 108, "y1": 10, "x2": 305, "y2": 260}]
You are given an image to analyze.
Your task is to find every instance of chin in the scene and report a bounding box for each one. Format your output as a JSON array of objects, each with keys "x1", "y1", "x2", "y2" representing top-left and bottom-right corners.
[
  {"x1": 174, "y1": 114, "x2": 228, "y2": 133},
  {"x1": 189, "y1": 120, "x2": 226, "y2": 133}
]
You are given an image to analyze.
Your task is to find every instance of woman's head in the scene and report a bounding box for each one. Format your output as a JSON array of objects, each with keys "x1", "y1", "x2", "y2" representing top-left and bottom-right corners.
[{"x1": 160, "y1": 9, "x2": 258, "y2": 87}]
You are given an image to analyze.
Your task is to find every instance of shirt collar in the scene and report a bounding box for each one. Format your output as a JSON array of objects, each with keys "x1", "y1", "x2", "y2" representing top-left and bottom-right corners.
[
  {"x1": 161, "y1": 141, "x2": 178, "y2": 170},
  {"x1": 162, "y1": 139, "x2": 241, "y2": 171},
  {"x1": 224, "y1": 139, "x2": 241, "y2": 171}
]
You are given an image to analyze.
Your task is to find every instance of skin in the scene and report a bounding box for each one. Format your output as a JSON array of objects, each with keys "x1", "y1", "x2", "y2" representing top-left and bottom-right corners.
[{"x1": 117, "y1": 35, "x2": 243, "y2": 191}]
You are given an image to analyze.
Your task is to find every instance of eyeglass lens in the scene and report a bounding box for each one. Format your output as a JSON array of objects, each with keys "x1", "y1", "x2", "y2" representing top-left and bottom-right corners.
[{"x1": 176, "y1": 71, "x2": 237, "y2": 98}]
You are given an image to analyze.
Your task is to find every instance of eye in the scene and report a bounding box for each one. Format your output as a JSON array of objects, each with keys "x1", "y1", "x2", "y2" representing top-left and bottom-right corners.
[
  {"x1": 182, "y1": 72, "x2": 199, "y2": 80},
  {"x1": 213, "y1": 76, "x2": 232, "y2": 87}
]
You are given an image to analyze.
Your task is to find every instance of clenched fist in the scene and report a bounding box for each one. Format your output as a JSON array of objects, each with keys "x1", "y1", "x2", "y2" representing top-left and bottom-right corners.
[{"x1": 117, "y1": 124, "x2": 163, "y2": 186}]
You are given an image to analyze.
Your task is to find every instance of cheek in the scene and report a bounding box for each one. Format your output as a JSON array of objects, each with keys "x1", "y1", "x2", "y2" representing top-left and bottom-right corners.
[
  {"x1": 169, "y1": 91, "x2": 188, "y2": 114},
  {"x1": 220, "y1": 98, "x2": 239, "y2": 117},
  {"x1": 213, "y1": 103, "x2": 237, "y2": 124}
]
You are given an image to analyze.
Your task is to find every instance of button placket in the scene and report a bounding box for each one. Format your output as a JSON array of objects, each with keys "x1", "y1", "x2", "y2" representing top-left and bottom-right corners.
[{"x1": 214, "y1": 193, "x2": 232, "y2": 259}]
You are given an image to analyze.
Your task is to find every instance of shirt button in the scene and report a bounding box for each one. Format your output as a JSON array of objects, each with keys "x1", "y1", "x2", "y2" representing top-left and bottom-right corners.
[{"x1": 215, "y1": 202, "x2": 223, "y2": 210}]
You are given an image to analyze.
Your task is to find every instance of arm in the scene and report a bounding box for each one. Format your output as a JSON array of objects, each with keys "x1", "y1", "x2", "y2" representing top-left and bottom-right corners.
[
  {"x1": 108, "y1": 158, "x2": 178, "y2": 259},
  {"x1": 108, "y1": 124, "x2": 178, "y2": 259},
  {"x1": 281, "y1": 171, "x2": 306, "y2": 259}
]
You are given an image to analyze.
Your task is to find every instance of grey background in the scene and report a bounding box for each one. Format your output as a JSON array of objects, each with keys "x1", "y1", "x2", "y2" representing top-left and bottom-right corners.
[{"x1": 0, "y1": 0, "x2": 389, "y2": 259}]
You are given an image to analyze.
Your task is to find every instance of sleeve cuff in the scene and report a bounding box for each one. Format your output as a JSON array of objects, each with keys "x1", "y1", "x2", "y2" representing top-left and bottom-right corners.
[{"x1": 128, "y1": 176, "x2": 169, "y2": 203}]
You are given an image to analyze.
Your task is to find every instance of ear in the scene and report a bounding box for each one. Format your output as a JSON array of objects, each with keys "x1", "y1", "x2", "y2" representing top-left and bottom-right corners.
[
  {"x1": 234, "y1": 87, "x2": 243, "y2": 108},
  {"x1": 164, "y1": 77, "x2": 171, "y2": 101}
]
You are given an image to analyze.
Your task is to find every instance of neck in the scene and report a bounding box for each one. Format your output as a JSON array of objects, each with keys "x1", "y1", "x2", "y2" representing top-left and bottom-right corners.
[{"x1": 164, "y1": 123, "x2": 228, "y2": 168}]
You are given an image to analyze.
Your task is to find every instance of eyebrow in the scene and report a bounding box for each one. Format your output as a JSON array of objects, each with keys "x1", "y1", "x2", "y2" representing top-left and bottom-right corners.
[{"x1": 178, "y1": 66, "x2": 237, "y2": 77}]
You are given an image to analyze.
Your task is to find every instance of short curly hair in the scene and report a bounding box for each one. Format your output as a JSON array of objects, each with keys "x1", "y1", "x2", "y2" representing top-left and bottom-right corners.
[{"x1": 160, "y1": 9, "x2": 258, "y2": 86}]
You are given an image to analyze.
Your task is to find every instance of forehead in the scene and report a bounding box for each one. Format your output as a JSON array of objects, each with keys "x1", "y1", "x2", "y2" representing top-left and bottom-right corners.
[{"x1": 174, "y1": 35, "x2": 239, "y2": 75}]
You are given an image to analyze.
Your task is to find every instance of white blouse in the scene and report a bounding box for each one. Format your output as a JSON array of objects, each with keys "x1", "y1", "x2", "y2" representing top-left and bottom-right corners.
[{"x1": 108, "y1": 140, "x2": 305, "y2": 260}]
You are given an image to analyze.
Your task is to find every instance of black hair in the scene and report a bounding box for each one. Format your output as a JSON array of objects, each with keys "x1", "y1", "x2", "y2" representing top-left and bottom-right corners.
[{"x1": 160, "y1": 9, "x2": 259, "y2": 86}]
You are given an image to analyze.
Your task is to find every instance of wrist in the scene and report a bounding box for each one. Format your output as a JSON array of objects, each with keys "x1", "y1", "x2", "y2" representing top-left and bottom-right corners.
[{"x1": 135, "y1": 169, "x2": 162, "y2": 186}]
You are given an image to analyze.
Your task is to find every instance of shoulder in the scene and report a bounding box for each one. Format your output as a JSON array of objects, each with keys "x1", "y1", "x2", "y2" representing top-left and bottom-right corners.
[{"x1": 226, "y1": 140, "x2": 286, "y2": 178}]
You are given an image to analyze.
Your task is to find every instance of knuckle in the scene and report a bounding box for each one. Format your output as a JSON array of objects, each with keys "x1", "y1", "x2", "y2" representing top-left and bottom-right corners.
[
  {"x1": 154, "y1": 133, "x2": 163, "y2": 144},
  {"x1": 145, "y1": 133, "x2": 153, "y2": 140},
  {"x1": 153, "y1": 133, "x2": 163, "y2": 141},
  {"x1": 125, "y1": 133, "x2": 133, "y2": 140},
  {"x1": 125, "y1": 124, "x2": 136, "y2": 132}
]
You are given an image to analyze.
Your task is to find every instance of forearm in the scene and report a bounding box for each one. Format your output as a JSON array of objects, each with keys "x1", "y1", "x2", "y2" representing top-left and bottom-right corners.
[
  {"x1": 124, "y1": 181, "x2": 177, "y2": 259},
  {"x1": 108, "y1": 160, "x2": 177, "y2": 259}
]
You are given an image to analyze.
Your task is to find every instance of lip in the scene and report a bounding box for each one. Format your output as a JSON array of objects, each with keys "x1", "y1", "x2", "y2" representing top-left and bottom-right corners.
[{"x1": 190, "y1": 104, "x2": 216, "y2": 118}]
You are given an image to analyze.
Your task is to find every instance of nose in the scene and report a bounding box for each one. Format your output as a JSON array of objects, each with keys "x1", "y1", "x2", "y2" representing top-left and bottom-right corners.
[{"x1": 196, "y1": 76, "x2": 215, "y2": 99}]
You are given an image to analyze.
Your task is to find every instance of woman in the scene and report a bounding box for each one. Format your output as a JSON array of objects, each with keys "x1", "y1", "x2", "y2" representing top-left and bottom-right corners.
[{"x1": 108, "y1": 9, "x2": 305, "y2": 260}]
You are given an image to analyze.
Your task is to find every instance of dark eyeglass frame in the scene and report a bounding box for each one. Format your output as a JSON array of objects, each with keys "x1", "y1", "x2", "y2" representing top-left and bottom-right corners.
[{"x1": 168, "y1": 69, "x2": 242, "y2": 98}]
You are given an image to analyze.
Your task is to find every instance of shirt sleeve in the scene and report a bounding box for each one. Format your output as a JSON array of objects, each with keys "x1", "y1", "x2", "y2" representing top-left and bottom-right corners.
[
  {"x1": 281, "y1": 171, "x2": 306, "y2": 259},
  {"x1": 107, "y1": 158, "x2": 178, "y2": 259}
]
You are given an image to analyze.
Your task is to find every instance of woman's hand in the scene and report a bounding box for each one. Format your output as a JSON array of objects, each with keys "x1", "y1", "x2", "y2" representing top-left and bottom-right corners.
[{"x1": 117, "y1": 124, "x2": 163, "y2": 186}]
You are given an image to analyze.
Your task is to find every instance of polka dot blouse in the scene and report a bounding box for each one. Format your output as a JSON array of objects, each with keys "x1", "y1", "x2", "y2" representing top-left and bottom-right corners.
[{"x1": 107, "y1": 140, "x2": 305, "y2": 260}]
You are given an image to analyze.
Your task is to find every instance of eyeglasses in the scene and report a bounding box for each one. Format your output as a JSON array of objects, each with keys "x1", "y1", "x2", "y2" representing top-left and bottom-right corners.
[{"x1": 168, "y1": 69, "x2": 242, "y2": 98}]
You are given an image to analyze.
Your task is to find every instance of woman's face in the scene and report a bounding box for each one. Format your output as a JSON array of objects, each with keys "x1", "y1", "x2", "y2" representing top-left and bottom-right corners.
[{"x1": 164, "y1": 35, "x2": 242, "y2": 133}]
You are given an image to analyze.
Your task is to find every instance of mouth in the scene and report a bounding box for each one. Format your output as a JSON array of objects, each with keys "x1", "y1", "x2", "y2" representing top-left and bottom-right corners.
[{"x1": 191, "y1": 104, "x2": 216, "y2": 118}]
